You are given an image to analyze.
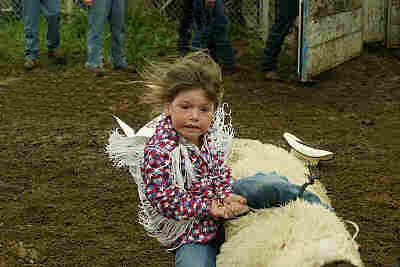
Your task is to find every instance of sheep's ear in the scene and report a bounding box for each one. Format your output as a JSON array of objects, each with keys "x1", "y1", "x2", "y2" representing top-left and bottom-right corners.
[{"x1": 112, "y1": 115, "x2": 136, "y2": 137}]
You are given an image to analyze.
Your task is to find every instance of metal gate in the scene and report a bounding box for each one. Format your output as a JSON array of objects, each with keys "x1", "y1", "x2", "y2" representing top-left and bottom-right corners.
[
  {"x1": 386, "y1": 0, "x2": 400, "y2": 47},
  {"x1": 297, "y1": 0, "x2": 363, "y2": 81}
]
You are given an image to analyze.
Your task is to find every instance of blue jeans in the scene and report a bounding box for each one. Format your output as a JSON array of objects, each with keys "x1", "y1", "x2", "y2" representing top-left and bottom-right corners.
[
  {"x1": 192, "y1": 0, "x2": 235, "y2": 70},
  {"x1": 174, "y1": 172, "x2": 330, "y2": 267},
  {"x1": 177, "y1": 0, "x2": 194, "y2": 55},
  {"x1": 232, "y1": 172, "x2": 330, "y2": 209},
  {"x1": 175, "y1": 242, "x2": 217, "y2": 267},
  {"x1": 262, "y1": 0, "x2": 298, "y2": 71},
  {"x1": 86, "y1": 0, "x2": 127, "y2": 68},
  {"x1": 23, "y1": 0, "x2": 61, "y2": 60}
]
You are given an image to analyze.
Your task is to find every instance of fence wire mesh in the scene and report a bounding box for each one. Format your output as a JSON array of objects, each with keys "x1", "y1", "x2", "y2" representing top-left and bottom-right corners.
[
  {"x1": 151, "y1": 0, "x2": 275, "y2": 36},
  {"x1": 0, "y1": 0, "x2": 275, "y2": 37},
  {"x1": 0, "y1": 0, "x2": 23, "y2": 19}
]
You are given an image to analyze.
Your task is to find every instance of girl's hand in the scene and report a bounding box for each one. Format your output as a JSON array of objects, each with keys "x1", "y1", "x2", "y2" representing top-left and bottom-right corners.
[
  {"x1": 83, "y1": 0, "x2": 94, "y2": 6},
  {"x1": 210, "y1": 200, "x2": 233, "y2": 220},
  {"x1": 224, "y1": 194, "x2": 247, "y2": 205},
  {"x1": 224, "y1": 201, "x2": 249, "y2": 217}
]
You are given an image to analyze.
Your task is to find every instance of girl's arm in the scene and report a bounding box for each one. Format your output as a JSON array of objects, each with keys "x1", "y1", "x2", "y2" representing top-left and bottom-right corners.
[
  {"x1": 143, "y1": 148, "x2": 212, "y2": 221},
  {"x1": 212, "y1": 160, "x2": 233, "y2": 200}
]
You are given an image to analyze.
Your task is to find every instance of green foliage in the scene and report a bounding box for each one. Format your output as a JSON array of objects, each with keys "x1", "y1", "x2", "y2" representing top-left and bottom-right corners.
[
  {"x1": 0, "y1": 14, "x2": 25, "y2": 64},
  {"x1": 0, "y1": 5, "x2": 177, "y2": 68},
  {"x1": 61, "y1": 7, "x2": 89, "y2": 60},
  {"x1": 123, "y1": 5, "x2": 178, "y2": 68}
]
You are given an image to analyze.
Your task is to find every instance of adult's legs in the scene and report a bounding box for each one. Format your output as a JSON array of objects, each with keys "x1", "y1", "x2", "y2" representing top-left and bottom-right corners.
[
  {"x1": 211, "y1": 0, "x2": 235, "y2": 71},
  {"x1": 41, "y1": 0, "x2": 61, "y2": 52},
  {"x1": 86, "y1": 0, "x2": 107, "y2": 68},
  {"x1": 192, "y1": 0, "x2": 211, "y2": 51},
  {"x1": 262, "y1": 0, "x2": 298, "y2": 72},
  {"x1": 232, "y1": 172, "x2": 328, "y2": 209},
  {"x1": 23, "y1": 0, "x2": 41, "y2": 60},
  {"x1": 178, "y1": 0, "x2": 194, "y2": 55},
  {"x1": 175, "y1": 242, "x2": 217, "y2": 267},
  {"x1": 109, "y1": 0, "x2": 128, "y2": 67}
]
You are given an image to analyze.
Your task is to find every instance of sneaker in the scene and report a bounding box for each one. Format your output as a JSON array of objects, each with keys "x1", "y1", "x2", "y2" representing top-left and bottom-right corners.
[
  {"x1": 87, "y1": 66, "x2": 105, "y2": 77},
  {"x1": 24, "y1": 59, "x2": 39, "y2": 70},
  {"x1": 113, "y1": 64, "x2": 137, "y2": 73},
  {"x1": 48, "y1": 48, "x2": 66, "y2": 64}
]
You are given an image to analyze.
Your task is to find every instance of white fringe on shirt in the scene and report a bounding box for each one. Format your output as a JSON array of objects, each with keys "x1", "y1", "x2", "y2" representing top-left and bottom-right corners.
[{"x1": 106, "y1": 104, "x2": 234, "y2": 249}]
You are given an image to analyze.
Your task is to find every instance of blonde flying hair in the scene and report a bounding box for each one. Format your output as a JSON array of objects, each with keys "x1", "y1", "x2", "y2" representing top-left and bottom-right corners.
[{"x1": 140, "y1": 51, "x2": 224, "y2": 112}]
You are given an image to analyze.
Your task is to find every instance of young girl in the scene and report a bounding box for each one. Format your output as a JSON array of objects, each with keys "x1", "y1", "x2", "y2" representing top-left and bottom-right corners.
[{"x1": 108, "y1": 51, "x2": 330, "y2": 267}]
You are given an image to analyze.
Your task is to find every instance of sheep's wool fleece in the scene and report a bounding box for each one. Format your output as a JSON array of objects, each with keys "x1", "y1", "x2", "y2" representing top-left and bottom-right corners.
[{"x1": 217, "y1": 138, "x2": 364, "y2": 267}]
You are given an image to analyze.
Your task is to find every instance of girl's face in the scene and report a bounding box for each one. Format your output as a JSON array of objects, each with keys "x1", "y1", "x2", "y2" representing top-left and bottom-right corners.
[{"x1": 165, "y1": 88, "x2": 214, "y2": 147}]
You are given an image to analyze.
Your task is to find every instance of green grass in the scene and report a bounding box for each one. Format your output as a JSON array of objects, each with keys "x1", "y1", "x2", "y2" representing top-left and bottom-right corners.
[
  {"x1": 0, "y1": 5, "x2": 178, "y2": 68},
  {"x1": 0, "y1": 5, "x2": 297, "y2": 72}
]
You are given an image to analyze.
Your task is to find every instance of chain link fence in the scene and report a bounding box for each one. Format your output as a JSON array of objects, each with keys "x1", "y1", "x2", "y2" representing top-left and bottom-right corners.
[
  {"x1": 0, "y1": 0, "x2": 275, "y2": 37},
  {"x1": 151, "y1": 0, "x2": 275, "y2": 36},
  {"x1": 0, "y1": 0, "x2": 22, "y2": 19}
]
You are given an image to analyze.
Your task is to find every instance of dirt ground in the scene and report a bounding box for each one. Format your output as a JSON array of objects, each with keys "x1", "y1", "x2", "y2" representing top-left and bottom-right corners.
[{"x1": 0, "y1": 45, "x2": 399, "y2": 267}]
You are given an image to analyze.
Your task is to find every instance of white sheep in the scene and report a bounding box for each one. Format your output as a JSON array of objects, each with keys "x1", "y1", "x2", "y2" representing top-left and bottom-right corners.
[
  {"x1": 107, "y1": 116, "x2": 364, "y2": 267},
  {"x1": 217, "y1": 138, "x2": 364, "y2": 267}
]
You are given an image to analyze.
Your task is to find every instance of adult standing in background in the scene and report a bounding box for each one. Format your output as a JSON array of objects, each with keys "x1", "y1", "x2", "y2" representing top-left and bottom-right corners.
[
  {"x1": 262, "y1": 0, "x2": 298, "y2": 80},
  {"x1": 23, "y1": 0, "x2": 66, "y2": 70},
  {"x1": 177, "y1": 0, "x2": 194, "y2": 56},
  {"x1": 192, "y1": 0, "x2": 237, "y2": 74},
  {"x1": 83, "y1": 0, "x2": 136, "y2": 76}
]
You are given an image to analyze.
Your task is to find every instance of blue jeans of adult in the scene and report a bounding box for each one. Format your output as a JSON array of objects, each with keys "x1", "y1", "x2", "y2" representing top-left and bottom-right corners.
[
  {"x1": 262, "y1": 0, "x2": 298, "y2": 71},
  {"x1": 174, "y1": 171, "x2": 329, "y2": 267},
  {"x1": 23, "y1": 0, "x2": 60, "y2": 60},
  {"x1": 192, "y1": 0, "x2": 235, "y2": 71},
  {"x1": 177, "y1": 0, "x2": 194, "y2": 55},
  {"x1": 86, "y1": 0, "x2": 128, "y2": 68}
]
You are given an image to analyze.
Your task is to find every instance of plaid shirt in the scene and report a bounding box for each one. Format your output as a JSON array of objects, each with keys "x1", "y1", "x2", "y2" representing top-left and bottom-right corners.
[{"x1": 142, "y1": 114, "x2": 233, "y2": 248}]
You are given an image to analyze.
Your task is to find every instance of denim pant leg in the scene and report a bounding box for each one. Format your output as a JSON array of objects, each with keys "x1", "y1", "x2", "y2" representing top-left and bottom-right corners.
[
  {"x1": 192, "y1": 0, "x2": 211, "y2": 51},
  {"x1": 87, "y1": 0, "x2": 107, "y2": 68},
  {"x1": 211, "y1": 0, "x2": 235, "y2": 69},
  {"x1": 262, "y1": 0, "x2": 298, "y2": 71},
  {"x1": 175, "y1": 242, "x2": 217, "y2": 267},
  {"x1": 109, "y1": 0, "x2": 128, "y2": 67},
  {"x1": 41, "y1": 0, "x2": 61, "y2": 52},
  {"x1": 232, "y1": 172, "x2": 324, "y2": 209},
  {"x1": 178, "y1": 0, "x2": 194, "y2": 55},
  {"x1": 23, "y1": 0, "x2": 41, "y2": 59}
]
